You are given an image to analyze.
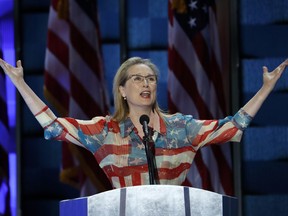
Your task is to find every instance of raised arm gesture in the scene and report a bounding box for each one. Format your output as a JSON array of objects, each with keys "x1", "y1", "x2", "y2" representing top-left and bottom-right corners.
[
  {"x1": 0, "y1": 58, "x2": 56, "y2": 119},
  {"x1": 242, "y1": 59, "x2": 288, "y2": 118}
]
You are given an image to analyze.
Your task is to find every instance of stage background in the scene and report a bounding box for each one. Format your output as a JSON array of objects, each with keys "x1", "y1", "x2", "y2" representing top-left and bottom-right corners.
[{"x1": 3, "y1": 0, "x2": 288, "y2": 215}]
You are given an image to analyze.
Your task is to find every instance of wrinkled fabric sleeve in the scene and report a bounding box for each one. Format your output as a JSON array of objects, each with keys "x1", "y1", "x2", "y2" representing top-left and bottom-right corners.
[
  {"x1": 186, "y1": 109, "x2": 253, "y2": 148},
  {"x1": 37, "y1": 107, "x2": 108, "y2": 152}
]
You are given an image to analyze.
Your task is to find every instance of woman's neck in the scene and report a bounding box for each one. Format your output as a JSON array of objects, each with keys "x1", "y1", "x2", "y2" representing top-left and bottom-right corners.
[{"x1": 128, "y1": 109, "x2": 154, "y2": 135}]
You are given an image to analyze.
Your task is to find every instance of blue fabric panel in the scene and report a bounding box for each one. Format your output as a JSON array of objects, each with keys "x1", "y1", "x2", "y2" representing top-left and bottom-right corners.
[
  {"x1": 25, "y1": 200, "x2": 60, "y2": 216},
  {"x1": 240, "y1": 0, "x2": 288, "y2": 24},
  {"x1": 22, "y1": 13, "x2": 48, "y2": 71},
  {"x1": 222, "y1": 196, "x2": 238, "y2": 216},
  {"x1": 98, "y1": 0, "x2": 120, "y2": 40},
  {"x1": 20, "y1": 0, "x2": 50, "y2": 9},
  {"x1": 241, "y1": 25, "x2": 288, "y2": 58},
  {"x1": 243, "y1": 195, "x2": 288, "y2": 216},
  {"x1": 127, "y1": 0, "x2": 168, "y2": 48},
  {"x1": 60, "y1": 198, "x2": 87, "y2": 216},
  {"x1": 242, "y1": 126, "x2": 288, "y2": 161},
  {"x1": 102, "y1": 44, "x2": 120, "y2": 112},
  {"x1": 242, "y1": 161, "x2": 288, "y2": 194}
]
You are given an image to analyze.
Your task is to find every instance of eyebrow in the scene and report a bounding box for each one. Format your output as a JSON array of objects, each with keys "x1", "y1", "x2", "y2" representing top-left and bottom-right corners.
[{"x1": 129, "y1": 74, "x2": 155, "y2": 76}]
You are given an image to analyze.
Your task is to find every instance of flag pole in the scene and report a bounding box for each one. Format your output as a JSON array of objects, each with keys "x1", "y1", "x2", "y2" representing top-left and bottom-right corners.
[
  {"x1": 120, "y1": 0, "x2": 127, "y2": 63},
  {"x1": 230, "y1": 0, "x2": 243, "y2": 215}
]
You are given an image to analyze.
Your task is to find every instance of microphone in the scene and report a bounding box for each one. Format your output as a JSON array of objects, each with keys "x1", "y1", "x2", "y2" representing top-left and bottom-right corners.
[{"x1": 139, "y1": 114, "x2": 150, "y2": 137}]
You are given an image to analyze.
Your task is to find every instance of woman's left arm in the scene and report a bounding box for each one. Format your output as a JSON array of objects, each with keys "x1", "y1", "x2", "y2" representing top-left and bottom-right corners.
[{"x1": 242, "y1": 59, "x2": 288, "y2": 117}]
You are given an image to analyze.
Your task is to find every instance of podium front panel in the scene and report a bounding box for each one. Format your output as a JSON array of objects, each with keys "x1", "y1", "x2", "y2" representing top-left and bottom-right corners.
[{"x1": 60, "y1": 185, "x2": 238, "y2": 216}]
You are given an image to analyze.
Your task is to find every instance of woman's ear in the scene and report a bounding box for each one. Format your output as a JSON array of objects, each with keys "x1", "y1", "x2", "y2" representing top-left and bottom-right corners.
[{"x1": 119, "y1": 85, "x2": 125, "y2": 98}]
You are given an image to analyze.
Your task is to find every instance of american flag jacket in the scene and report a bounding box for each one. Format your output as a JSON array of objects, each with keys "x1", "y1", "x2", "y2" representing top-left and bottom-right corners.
[{"x1": 36, "y1": 106, "x2": 252, "y2": 189}]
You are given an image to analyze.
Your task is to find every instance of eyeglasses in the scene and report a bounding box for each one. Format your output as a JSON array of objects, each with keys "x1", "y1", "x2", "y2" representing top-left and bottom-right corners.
[{"x1": 127, "y1": 74, "x2": 157, "y2": 85}]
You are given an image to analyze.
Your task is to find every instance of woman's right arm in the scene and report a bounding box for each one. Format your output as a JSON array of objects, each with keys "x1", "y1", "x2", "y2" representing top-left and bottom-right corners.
[
  {"x1": 0, "y1": 58, "x2": 107, "y2": 150},
  {"x1": 0, "y1": 58, "x2": 56, "y2": 126}
]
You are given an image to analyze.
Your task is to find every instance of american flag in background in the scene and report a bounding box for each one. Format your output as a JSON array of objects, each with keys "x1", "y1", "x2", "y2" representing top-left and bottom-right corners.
[
  {"x1": 0, "y1": 48, "x2": 11, "y2": 215},
  {"x1": 44, "y1": 0, "x2": 112, "y2": 194},
  {"x1": 168, "y1": 0, "x2": 233, "y2": 195}
]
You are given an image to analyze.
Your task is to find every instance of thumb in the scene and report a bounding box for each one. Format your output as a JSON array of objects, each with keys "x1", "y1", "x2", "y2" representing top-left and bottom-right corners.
[
  {"x1": 16, "y1": 60, "x2": 22, "y2": 67},
  {"x1": 262, "y1": 66, "x2": 268, "y2": 74}
]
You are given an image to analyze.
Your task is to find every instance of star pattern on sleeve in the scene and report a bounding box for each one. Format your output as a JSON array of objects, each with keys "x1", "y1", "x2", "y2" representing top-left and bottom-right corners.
[{"x1": 44, "y1": 122, "x2": 64, "y2": 139}]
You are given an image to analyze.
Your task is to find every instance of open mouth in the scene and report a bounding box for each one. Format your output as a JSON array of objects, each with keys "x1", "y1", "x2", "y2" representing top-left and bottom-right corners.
[{"x1": 140, "y1": 91, "x2": 151, "y2": 98}]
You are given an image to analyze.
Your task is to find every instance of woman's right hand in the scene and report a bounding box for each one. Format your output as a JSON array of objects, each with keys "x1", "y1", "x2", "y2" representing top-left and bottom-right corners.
[{"x1": 0, "y1": 58, "x2": 24, "y2": 86}]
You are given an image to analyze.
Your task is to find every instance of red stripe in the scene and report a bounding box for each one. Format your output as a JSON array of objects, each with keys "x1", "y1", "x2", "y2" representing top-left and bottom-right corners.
[
  {"x1": 132, "y1": 172, "x2": 142, "y2": 185},
  {"x1": 102, "y1": 162, "x2": 192, "y2": 182},
  {"x1": 208, "y1": 127, "x2": 238, "y2": 144},
  {"x1": 191, "y1": 121, "x2": 217, "y2": 147},
  {"x1": 158, "y1": 163, "x2": 191, "y2": 180},
  {"x1": 95, "y1": 144, "x2": 132, "y2": 162},
  {"x1": 79, "y1": 119, "x2": 106, "y2": 135},
  {"x1": 155, "y1": 145, "x2": 195, "y2": 156},
  {"x1": 34, "y1": 106, "x2": 49, "y2": 117},
  {"x1": 102, "y1": 164, "x2": 149, "y2": 177},
  {"x1": 119, "y1": 177, "x2": 126, "y2": 188}
]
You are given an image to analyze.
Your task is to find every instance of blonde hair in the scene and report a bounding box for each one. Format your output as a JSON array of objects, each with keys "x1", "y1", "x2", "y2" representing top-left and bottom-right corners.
[{"x1": 112, "y1": 57, "x2": 163, "y2": 122}]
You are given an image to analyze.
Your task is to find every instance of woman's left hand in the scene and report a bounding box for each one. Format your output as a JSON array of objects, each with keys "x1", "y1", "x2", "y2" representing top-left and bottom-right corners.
[{"x1": 262, "y1": 59, "x2": 288, "y2": 91}]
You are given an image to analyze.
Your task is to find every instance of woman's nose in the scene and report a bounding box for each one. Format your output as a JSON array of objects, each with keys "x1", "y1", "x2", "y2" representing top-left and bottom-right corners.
[{"x1": 143, "y1": 78, "x2": 149, "y2": 87}]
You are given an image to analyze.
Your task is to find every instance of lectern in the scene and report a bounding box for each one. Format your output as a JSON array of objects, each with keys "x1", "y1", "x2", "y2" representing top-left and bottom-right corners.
[{"x1": 60, "y1": 185, "x2": 237, "y2": 216}]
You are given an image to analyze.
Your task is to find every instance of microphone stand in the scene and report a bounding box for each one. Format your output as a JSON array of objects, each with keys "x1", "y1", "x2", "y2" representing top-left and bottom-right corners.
[{"x1": 142, "y1": 128, "x2": 158, "y2": 185}]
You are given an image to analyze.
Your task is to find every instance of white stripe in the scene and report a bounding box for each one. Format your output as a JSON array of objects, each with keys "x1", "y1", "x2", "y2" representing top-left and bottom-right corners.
[
  {"x1": 140, "y1": 172, "x2": 149, "y2": 185},
  {"x1": 167, "y1": 69, "x2": 199, "y2": 117},
  {"x1": 124, "y1": 175, "x2": 133, "y2": 186},
  {"x1": 169, "y1": 19, "x2": 223, "y2": 118},
  {"x1": 196, "y1": 120, "x2": 218, "y2": 136},
  {"x1": 100, "y1": 154, "x2": 129, "y2": 168},
  {"x1": 156, "y1": 150, "x2": 194, "y2": 169},
  {"x1": 35, "y1": 111, "x2": 56, "y2": 127},
  {"x1": 45, "y1": 48, "x2": 70, "y2": 92},
  {"x1": 111, "y1": 176, "x2": 120, "y2": 188}
]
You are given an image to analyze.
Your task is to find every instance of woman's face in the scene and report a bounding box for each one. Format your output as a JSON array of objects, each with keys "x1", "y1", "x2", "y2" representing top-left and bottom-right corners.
[{"x1": 119, "y1": 63, "x2": 157, "y2": 111}]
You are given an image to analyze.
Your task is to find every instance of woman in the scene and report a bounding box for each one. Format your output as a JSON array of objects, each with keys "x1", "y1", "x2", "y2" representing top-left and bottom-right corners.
[{"x1": 0, "y1": 57, "x2": 287, "y2": 189}]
